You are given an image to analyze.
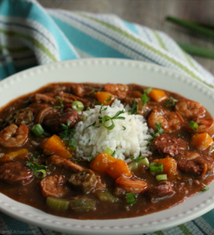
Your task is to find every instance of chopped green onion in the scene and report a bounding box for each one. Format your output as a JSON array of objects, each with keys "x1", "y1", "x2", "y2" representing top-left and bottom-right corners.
[
  {"x1": 102, "y1": 115, "x2": 115, "y2": 130},
  {"x1": 141, "y1": 94, "x2": 150, "y2": 105},
  {"x1": 122, "y1": 126, "x2": 126, "y2": 130},
  {"x1": 86, "y1": 106, "x2": 91, "y2": 111},
  {"x1": 139, "y1": 157, "x2": 150, "y2": 167},
  {"x1": 156, "y1": 174, "x2": 167, "y2": 181},
  {"x1": 105, "y1": 147, "x2": 114, "y2": 156},
  {"x1": 150, "y1": 162, "x2": 163, "y2": 173},
  {"x1": 31, "y1": 124, "x2": 44, "y2": 137},
  {"x1": 112, "y1": 150, "x2": 116, "y2": 157},
  {"x1": 72, "y1": 101, "x2": 84, "y2": 111},
  {"x1": 34, "y1": 169, "x2": 47, "y2": 178},
  {"x1": 128, "y1": 162, "x2": 139, "y2": 171},
  {"x1": 46, "y1": 197, "x2": 70, "y2": 212},
  {"x1": 126, "y1": 192, "x2": 136, "y2": 204},
  {"x1": 144, "y1": 87, "x2": 152, "y2": 95},
  {"x1": 189, "y1": 120, "x2": 199, "y2": 131},
  {"x1": 201, "y1": 183, "x2": 209, "y2": 191}
]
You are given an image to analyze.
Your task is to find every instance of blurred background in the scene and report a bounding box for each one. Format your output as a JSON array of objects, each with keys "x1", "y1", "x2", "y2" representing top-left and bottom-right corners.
[{"x1": 37, "y1": 0, "x2": 214, "y2": 75}]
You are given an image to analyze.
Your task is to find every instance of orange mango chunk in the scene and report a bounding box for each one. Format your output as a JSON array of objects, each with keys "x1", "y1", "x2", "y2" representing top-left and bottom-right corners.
[
  {"x1": 191, "y1": 133, "x2": 213, "y2": 150},
  {"x1": 94, "y1": 91, "x2": 115, "y2": 105},
  {"x1": 90, "y1": 152, "x2": 117, "y2": 174},
  {"x1": 106, "y1": 159, "x2": 132, "y2": 179},
  {"x1": 154, "y1": 157, "x2": 177, "y2": 178},
  {"x1": 41, "y1": 134, "x2": 72, "y2": 159},
  {"x1": 148, "y1": 89, "x2": 168, "y2": 102},
  {"x1": 0, "y1": 149, "x2": 29, "y2": 163}
]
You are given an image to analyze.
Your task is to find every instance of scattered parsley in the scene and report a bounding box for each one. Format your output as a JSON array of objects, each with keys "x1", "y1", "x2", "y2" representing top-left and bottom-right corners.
[
  {"x1": 147, "y1": 123, "x2": 164, "y2": 146},
  {"x1": 201, "y1": 183, "x2": 209, "y2": 191},
  {"x1": 59, "y1": 121, "x2": 76, "y2": 149},
  {"x1": 112, "y1": 150, "x2": 116, "y2": 157},
  {"x1": 122, "y1": 126, "x2": 126, "y2": 130},
  {"x1": 99, "y1": 104, "x2": 107, "y2": 114},
  {"x1": 86, "y1": 106, "x2": 91, "y2": 111},
  {"x1": 26, "y1": 157, "x2": 49, "y2": 178},
  {"x1": 94, "y1": 99, "x2": 101, "y2": 105},
  {"x1": 82, "y1": 112, "x2": 93, "y2": 121},
  {"x1": 128, "y1": 101, "x2": 138, "y2": 115},
  {"x1": 131, "y1": 152, "x2": 145, "y2": 162},
  {"x1": 92, "y1": 89, "x2": 96, "y2": 94},
  {"x1": 106, "y1": 96, "x2": 112, "y2": 101},
  {"x1": 83, "y1": 121, "x2": 96, "y2": 131},
  {"x1": 165, "y1": 96, "x2": 178, "y2": 107},
  {"x1": 53, "y1": 96, "x2": 64, "y2": 109}
]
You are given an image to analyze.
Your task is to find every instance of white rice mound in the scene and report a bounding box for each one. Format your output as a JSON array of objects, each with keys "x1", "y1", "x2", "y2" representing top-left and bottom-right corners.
[{"x1": 74, "y1": 99, "x2": 151, "y2": 162}]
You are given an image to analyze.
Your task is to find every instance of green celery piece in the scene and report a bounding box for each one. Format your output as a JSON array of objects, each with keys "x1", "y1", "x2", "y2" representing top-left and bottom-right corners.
[{"x1": 179, "y1": 43, "x2": 214, "y2": 59}]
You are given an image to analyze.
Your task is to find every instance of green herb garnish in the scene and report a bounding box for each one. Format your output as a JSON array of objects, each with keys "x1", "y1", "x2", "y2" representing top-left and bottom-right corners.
[
  {"x1": 147, "y1": 123, "x2": 164, "y2": 146},
  {"x1": 126, "y1": 192, "x2": 136, "y2": 205},
  {"x1": 131, "y1": 152, "x2": 145, "y2": 162},
  {"x1": 59, "y1": 121, "x2": 76, "y2": 149},
  {"x1": 144, "y1": 87, "x2": 152, "y2": 95},
  {"x1": 165, "y1": 96, "x2": 178, "y2": 107},
  {"x1": 87, "y1": 155, "x2": 96, "y2": 162},
  {"x1": 122, "y1": 126, "x2": 126, "y2": 130},
  {"x1": 83, "y1": 121, "x2": 97, "y2": 131},
  {"x1": 189, "y1": 120, "x2": 199, "y2": 131},
  {"x1": 53, "y1": 96, "x2": 64, "y2": 109},
  {"x1": 26, "y1": 157, "x2": 49, "y2": 178},
  {"x1": 99, "y1": 104, "x2": 107, "y2": 114},
  {"x1": 106, "y1": 96, "x2": 112, "y2": 101},
  {"x1": 141, "y1": 94, "x2": 150, "y2": 105},
  {"x1": 201, "y1": 183, "x2": 209, "y2": 191},
  {"x1": 128, "y1": 101, "x2": 138, "y2": 115}
]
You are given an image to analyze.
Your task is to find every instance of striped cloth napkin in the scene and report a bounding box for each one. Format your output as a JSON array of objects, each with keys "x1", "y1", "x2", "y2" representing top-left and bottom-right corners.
[{"x1": 0, "y1": 0, "x2": 214, "y2": 235}]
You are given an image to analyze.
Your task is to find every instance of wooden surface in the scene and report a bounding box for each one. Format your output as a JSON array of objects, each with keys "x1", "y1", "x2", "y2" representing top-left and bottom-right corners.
[{"x1": 38, "y1": 0, "x2": 214, "y2": 75}]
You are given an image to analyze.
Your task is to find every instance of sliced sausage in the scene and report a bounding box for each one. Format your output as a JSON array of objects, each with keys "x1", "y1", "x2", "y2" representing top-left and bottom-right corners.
[
  {"x1": 0, "y1": 162, "x2": 34, "y2": 185},
  {"x1": 153, "y1": 133, "x2": 187, "y2": 157},
  {"x1": 43, "y1": 108, "x2": 78, "y2": 133},
  {"x1": 147, "y1": 182, "x2": 175, "y2": 201},
  {"x1": 177, "y1": 154, "x2": 214, "y2": 177}
]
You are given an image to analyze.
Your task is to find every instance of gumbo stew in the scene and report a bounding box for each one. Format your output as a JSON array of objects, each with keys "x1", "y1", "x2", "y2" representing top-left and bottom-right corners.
[{"x1": 0, "y1": 82, "x2": 213, "y2": 219}]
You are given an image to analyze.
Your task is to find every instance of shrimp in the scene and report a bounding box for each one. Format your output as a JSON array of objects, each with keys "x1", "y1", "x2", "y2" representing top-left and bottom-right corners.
[
  {"x1": 175, "y1": 99, "x2": 206, "y2": 119},
  {"x1": 148, "y1": 107, "x2": 184, "y2": 133},
  {"x1": 0, "y1": 124, "x2": 29, "y2": 148},
  {"x1": 47, "y1": 155, "x2": 85, "y2": 172},
  {"x1": 40, "y1": 175, "x2": 69, "y2": 198},
  {"x1": 187, "y1": 118, "x2": 214, "y2": 137},
  {"x1": 104, "y1": 83, "x2": 129, "y2": 98},
  {"x1": 115, "y1": 175, "x2": 147, "y2": 193}
]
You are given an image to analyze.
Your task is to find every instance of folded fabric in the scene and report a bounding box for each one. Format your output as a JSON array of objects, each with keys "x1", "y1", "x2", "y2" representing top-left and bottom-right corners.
[{"x1": 0, "y1": 0, "x2": 214, "y2": 235}]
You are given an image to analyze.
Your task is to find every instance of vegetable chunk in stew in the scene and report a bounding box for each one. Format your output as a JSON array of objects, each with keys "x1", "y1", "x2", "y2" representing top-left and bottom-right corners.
[{"x1": 0, "y1": 82, "x2": 213, "y2": 220}]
